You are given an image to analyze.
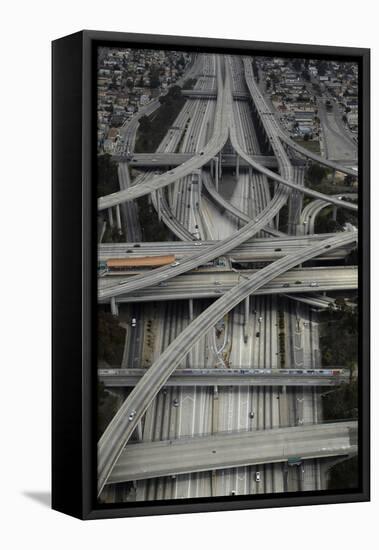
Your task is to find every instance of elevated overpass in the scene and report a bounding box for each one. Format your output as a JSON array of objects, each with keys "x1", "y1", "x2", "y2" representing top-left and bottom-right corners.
[
  {"x1": 99, "y1": 266, "x2": 357, "y2": 303},
  {"x1": 107, "y1": 421, "x2": 357, "y2": 484},
  {"x1": 97, "y1": 231, "x2": 357, "y2": 494},
  {"x1": 99, "y1": 367, "x2": 350, "y2": 388}
]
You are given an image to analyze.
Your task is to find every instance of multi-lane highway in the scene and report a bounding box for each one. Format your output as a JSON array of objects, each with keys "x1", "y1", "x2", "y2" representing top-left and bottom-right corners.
[
  {"x1": 97, "y1": 53, "x2": 359, "y2": 502},
  {"x1": 107, "y1": 421, "x2": 357, "y2": 484},
  {"x1": 98, "y1": 231, "x2": 357, "y2": 494},
  {"x1": 99, "y1": 266, "x2": 357, "y2": 303},
  {"x1": 99, "y1": 368, "x2": 350, "y2": 388}
]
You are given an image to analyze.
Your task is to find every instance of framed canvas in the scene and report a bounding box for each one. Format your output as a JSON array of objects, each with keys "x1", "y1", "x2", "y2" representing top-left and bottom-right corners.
[{"x1": 52, "y1": 30, "x2": 370, "y2": 520}]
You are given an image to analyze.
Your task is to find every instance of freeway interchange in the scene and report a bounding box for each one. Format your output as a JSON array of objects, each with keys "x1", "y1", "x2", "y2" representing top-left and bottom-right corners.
[{"x1": 97, "y1": 53, "x2": 359, "y2": 502}]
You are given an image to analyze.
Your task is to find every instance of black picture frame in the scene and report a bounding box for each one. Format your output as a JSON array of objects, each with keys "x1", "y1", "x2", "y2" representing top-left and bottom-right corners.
[{"x1": 52, "y1": 30, "x2": 370, "y2": 520}]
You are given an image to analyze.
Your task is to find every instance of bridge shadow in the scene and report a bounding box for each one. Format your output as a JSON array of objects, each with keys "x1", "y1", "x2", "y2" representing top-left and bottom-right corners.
[{"x1": 22, "y1": 491, "x2": 51, "y2": 508}]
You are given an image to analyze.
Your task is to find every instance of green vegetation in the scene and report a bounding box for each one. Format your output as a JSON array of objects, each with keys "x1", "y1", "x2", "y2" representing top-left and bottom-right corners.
[
  {"x1": 319, "y1": 299, "x2": 358, "y2": 369},
  {"x1": 135, "y1": 86, "x2": 186, "y2": 153},
  {"x1": 98, "y1": 381, "x2": 119, "y2": 438},
  {"x1": 323, "y1": 380, "x2": 358, "y2": 421},
  {"x1": 183, "y1": 78, "x2": 197, "y2": 89},
  {"x1": 102, "y1": 225, "x2": 126, "y2": 243},
  {"x1": 294, "y1": 139, "x2": 321, "y2": 154},
  {"x1": 328, "y1": 456, "x2": 359, "y2": 490},
  {"x1": 98, "y1": 310, "x2": 126, "y2": 366},
  {"x1": 97, "y1": 154, "x2": 119, "y2": 198},
  {"x1": 305, "y1": 164, "x2": 354, "y2": 196},
  {"x1": 136, "y1": 195, "x2": 172, "y2": 241}
]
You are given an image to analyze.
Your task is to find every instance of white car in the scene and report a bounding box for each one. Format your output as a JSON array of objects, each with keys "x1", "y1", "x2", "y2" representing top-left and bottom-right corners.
[
  {"x1": 131, "y1": 318, "x2": 137, "y2": 327},
  {"x1": 255, "y1": 472, "x2": 261, "y2": 482},
  {"x1": 171, "y1": 261, "x2": 180, "y2": 267}
]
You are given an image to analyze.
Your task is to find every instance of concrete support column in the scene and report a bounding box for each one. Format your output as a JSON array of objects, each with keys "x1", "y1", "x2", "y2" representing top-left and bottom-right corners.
[
  {"x1": 243, "y1": 296, "x2": 250, "y2": 342},
  {"x1": 155, "y1": 191, "x2": 161, "y2": 222},
  {"x1": 332, "y1": 206, "x2": 337, "y2": 221},
  {"x1": 331, "y1": 169, "x2": 336, "y2": 185},
  {"x1": 213, "y1": 157, "x2": 219, "y2": 192},
  {"x1": 189, "y1": 298, "x2": 194, "y2": 321},
  {"x1": 197, "y1": 169, "x2": 202, "y2": 195},
  {"x1": 236, "y1": 153, "x2": 240, "y2": 180},
  {"x1": 136, "y1": 420, "x2": 143, "y2": 441},
  {"x1": 275, "y1": 212, "x2": 280, "y2": 231},
  {"x1": 110, "y1": 297, "x2": 119, "y2": 316},
  {"x1": 115, "y1": 204, "x2": 122, "y2": 232},
  {"x1": 108, "y1": 207, "x2": 114, "y2": 228},
  {"x1": 219, "y1": 151, "x2": 222, "y2": 179}
]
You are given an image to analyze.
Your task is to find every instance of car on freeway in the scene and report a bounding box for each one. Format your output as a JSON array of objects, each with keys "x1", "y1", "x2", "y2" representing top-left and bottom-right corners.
[
  {"x1": 283, "y1": 283, "x2": 290, "y2": 288},
  {"x1": 173, "y1": 399, "x2": 179, "y2": 407},
  {"x1": 171, "y1": 261, "x2": 180, "y2": 267},
  {"x1": 295, "y1": 280, "x2": 302, "y2": 285},
  {"x1": 249, "y1": 411, "x2": 255, "y2": 419},
  {"x1": 133, "y1": 244, "x2": 141, "y2": 248},
  {"x1": 194, "y1": 242, "x2": 202, "y2": 246},
  {"x1": 255, "y1": 472, "x2": 261, "y2": 482},
  {"x1": 131, "y1": 318, "x2": 137, "y2": 327},
  {"x1": 256, "y1": 331, "x2": 260, "y2": 338},
  {"x1": 310, "y1": 282, "x2": 318, "y2": 287}
]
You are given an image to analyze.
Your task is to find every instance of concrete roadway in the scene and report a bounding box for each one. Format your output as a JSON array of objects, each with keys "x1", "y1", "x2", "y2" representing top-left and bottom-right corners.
[
  {"x1": 202, "y1": 170, "x2": 284, "y2": 237},
  {"x1": 98, "y1": 233, "x2": 353, "y2": 262},
  {"x1": 99, "y1": 56, "x2": 230, "y2": 211},
  {"x1": 99, "y1": 266, "x2": 357, "y2": 303},
  {"x1": 107, "y1": 421, "x2": 357, "y2": 484},
  {"x1": 231, "y1": 59, "x2": 358, "y2": 212},
  {"x1": 99, "y1": 368, "x2": 350, "y2": 388},
  {"x1": 120, "y1": 152, "x2": 278, "y2": 169},
  {"x1": 99, "y1": 57, "x2": 357, "y2": 213},
  {"x1": 97, "y1": 231, "x2": 357, "y2": 495},
  {"x1": 300, "y1": 194, "x2": 357, "y2": 235}
]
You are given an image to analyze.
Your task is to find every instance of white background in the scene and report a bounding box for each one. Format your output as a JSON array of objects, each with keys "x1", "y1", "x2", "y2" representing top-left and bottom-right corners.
[{"x1": 1, "y1": 0, "x2": 376, "y2": 548}]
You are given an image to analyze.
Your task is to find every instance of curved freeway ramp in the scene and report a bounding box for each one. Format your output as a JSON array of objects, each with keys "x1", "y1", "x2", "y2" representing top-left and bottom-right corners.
[
  {"x1": 98, "y1": 56, "x2": 229, "y2": 211},
  {"x1": 97, "y1": 231, "x2": 357, "y2": 494},
  {"x1": 243, "y1": 57, "x2": 358, "y2": 178},
  {"x1": 230, "y1": 58, "x2": 357, "y2": 212}
]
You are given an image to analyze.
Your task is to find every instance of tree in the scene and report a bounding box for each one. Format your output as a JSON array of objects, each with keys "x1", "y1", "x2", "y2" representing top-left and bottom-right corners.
[
  {"x1": 97, "y1": 154, "x2": 119, "y2": 198},
  {"x1": 307, "y1": 163, "x2": 328, "y2": 186}
]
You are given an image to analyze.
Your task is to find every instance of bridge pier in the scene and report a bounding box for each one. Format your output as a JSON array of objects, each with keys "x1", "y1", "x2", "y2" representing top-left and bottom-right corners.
[
  {"x1": 236, "y1": 153, "x2": 240, "y2": 180},
  {"x1": 154, "y1": 190, "x2": 161, "y2": 222},
  {"x1": 189, "y1": 298, "x2": 194, "y2": 321},
  {"x1": 115, "y1": 204, "x2": 122, "y2": 233},
  {"x1": 110, "y1": 297, "x2": 119, "y2": 316},
  {"x1": 219, "y1": 151, "x2": 222, "y2": 179},
  {"x1": 243, "y1": 296, "x2": 250, "y2": 342},
  {"x1": 332, "y1": 205, "x2": 337, "y2": 221},
  {"x1": 213, "y1": 157, "x2": 219, "y2": 191},
  {"x1": 108, "y1": 207, "x2": 114, "y2": 228},
  {"x1": 136, "y1": 420, "x2": 143, "y2": 441}
]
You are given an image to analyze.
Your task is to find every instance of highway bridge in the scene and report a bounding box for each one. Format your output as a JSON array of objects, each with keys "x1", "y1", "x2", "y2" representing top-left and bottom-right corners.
[
  {"x1": 107, "y1": 421, "x2": 357, "y2": 484},
  {"x1": 99, "y1": 266, "x2": 357, "y2": 303},
  {"x1": 99, "y1": 234, "x2": 354, "y2": 262},
  {"x1": 97, "y1": 53, "x2": 359, "y2": 500},
  {"x1": 97, "y1": 232, "x2": 357, "y2": 494},
  {"x1": 99, "y1": 367, "x2": 350, "y2": 388}
]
